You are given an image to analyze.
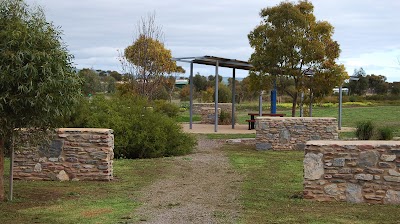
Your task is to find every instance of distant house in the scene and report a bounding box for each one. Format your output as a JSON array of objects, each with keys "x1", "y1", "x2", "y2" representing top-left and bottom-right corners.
[
  {"x1": 333, "y1": 87, "x2": 349, "y2": 95},
  {"x1": 175, "y1": 77, "x2": 189, "y2": 88}
]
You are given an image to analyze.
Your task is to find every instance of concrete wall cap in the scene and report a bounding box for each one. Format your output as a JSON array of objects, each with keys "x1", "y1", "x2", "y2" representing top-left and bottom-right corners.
[
  {"x1": 256, "y1": 117, "x2": 336, "y2": 120},
  {"x1": 57, "y1": 128, "x2": 113, "y2": 134},
  {"x1": 307, "y1": 140, "x2": 400, "y2": 146}
]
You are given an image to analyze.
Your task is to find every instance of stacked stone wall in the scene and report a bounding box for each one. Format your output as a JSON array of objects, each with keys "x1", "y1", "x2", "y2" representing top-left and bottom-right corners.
[
  {"x1": 193, "y1": 103, "x2": 232, "y2": 114},
  {"x1": 13, "y1": 128, "x2": 114, "y2": 181},
  {"x1": 304, "y1": 141, "x2": 400, "y2": 204},
  {"x1": 256, "y1": 117, "x2": 338, "y2": 151},
  {"x1": 200, "y1": 107, "x2": 221, "y2": 124}
]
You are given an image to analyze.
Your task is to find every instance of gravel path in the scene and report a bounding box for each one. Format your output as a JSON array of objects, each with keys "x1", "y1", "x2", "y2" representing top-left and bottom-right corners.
[{"x1": 135, "y1": 137, "x2": 243, "y2": 224}]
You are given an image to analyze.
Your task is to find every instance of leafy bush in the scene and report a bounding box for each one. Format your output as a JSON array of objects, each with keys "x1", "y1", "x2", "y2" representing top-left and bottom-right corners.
[
  {"x1": 152, "y1": 100, "x2": 180, "y2": 118},
  {"x1": 219, "y1": 110, "x2": 236, "y2": 125},
  {"x1": 180, "y1": 102, "x2": 190, "y2": 110},
  {"x1": 355, "y1": 121, "x2": 375, "y2": 140},
  {"x1": 201, "y1": 87, "x2": 214, "y2": 103},
  {"x1": 69, "y1": 95, "x2": 197, "y2": 159},
  {"x1": 217, "y1": 83, "x2": 232, "y2": 103},
  {"x1": 179, "y1": 85, "x2": 190, "y2": 101},
  {"x1": 377, "y1": 127, "x2": 393, "y2": 140}
]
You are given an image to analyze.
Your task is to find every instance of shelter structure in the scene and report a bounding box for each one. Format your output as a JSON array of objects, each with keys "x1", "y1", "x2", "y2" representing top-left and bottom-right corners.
[{"x1": 173, "y1": 56, "x2": 253, "y2": 132}]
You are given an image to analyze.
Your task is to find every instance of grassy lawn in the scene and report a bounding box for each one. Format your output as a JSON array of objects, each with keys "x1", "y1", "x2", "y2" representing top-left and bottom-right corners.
[
  {"x1": 175, "y1": 111, "x2": 201, "y2": 123},
  {"x1": 0, "y1": 158, "x2": 172, "y2": 224},
  {"x1": 226, "y1": 145, "x2": 400, "y2": 224},
  {"x1": 178, "y1": 104, "x2": 400, "y2": 137}
]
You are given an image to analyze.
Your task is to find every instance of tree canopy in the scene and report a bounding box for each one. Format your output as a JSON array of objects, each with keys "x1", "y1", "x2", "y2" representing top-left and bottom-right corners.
[
  {"x1": 0, "y1": 0, "x2": 81, "y2": 201},
  {"x1": 348, "y1": 68, "x2": 389, "y2": 95},
  {"x1": 121, "y1": 13, "x2": 184, "y2": 100},
  {"x1": 248, "y1": 0, "x2": 348, "y2": 116}
]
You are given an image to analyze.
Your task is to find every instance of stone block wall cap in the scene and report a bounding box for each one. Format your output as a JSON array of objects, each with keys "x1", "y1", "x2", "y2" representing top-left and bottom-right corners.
[
  {"x1": 201, "y1": 107, "x2": 219, "y2": 109},
  {"x1": 57, "y1": 128, "x2": 113, "y2": 134},
  {"x1": 255, "y1": 117, "x2": 336, "y2": 120},
  {"x1": 306, "y1": 140, "x2": 400, "y2": 146}
]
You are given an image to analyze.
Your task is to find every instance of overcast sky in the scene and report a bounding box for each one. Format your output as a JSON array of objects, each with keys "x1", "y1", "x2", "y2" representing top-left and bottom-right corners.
[{"x1": 26, "y1": 0, "x2": 400, "y2": 82}]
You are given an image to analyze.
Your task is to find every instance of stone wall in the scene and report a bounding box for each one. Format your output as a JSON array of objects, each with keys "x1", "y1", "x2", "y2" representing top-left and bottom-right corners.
[
  {"x1": 200, "y1": 107, "x2": 221, "y2": 124},
  {"x1": 304, "y1": 140, "x2": 400, "y2": 204},
  {"x1": 255, "y1": 117, "x2": 338, "y2": 151},
  {"x1": 193, "y1": 103, "x2": 232, "y2": 114},
  {"x1": 13, "y1": 128, "x2": 114, "y2": 181}
]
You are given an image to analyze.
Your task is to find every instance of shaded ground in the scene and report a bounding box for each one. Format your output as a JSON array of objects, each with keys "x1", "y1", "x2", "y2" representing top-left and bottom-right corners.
[{"x1": 135, "y1": 137, "x2": 243, "y2": 223}]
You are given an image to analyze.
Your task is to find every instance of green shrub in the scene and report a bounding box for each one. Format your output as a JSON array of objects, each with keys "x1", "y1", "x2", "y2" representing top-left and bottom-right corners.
[
  {"x1": 152, "y1": 100, "x2": 180, "y2": 118},
  {"x1": 180, "y1": 102, "x2": 190, "y2": 110},
  {"x1": 355, "y1": 121, "x2": 375, "y2": 140},
  {"x1": 70, "y1": 95, "x2": 197, "y2": 159},
  {"x1": 219, "y1": 110, "x2": 236, "y2": 125},
  {"x1": 217, "y1": 83, "x2": 232, "y2": 103},
  {"x1": 377, "y1": 127, "x2": 393, "y2": 140}
]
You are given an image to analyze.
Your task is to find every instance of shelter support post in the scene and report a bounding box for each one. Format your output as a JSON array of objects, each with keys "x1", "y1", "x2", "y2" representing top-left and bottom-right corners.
[
  {"x1": 300, "y1": 92, "x2": 304, "y2": 117},
  {"x1": 189, "y1": 62, "x2": 194, "y2": 129},
  {"x1": 259, "y1": 93, "x2": 262, "y2": 116},
  {"x1": 309, "y1": 92, "x2": 313, "y2": 117},
  {"x1": 214, "y1": 61, "x2": 219, "y2": 132},
  {"x1": 338, "y1": 84, "x2": 343, "y2": 130},
  {"x1": 232, "y1": 68, "x2": 236, "y2": 129}
]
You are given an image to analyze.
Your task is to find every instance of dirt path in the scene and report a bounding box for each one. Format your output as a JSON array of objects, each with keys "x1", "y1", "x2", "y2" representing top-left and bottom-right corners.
[{"x1": 135, "y1": 138, "x2": 243, "y2": 224}]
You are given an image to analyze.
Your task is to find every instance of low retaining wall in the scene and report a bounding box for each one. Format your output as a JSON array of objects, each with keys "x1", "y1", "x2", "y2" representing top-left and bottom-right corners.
[
  {"x1": 193, "y1": 103, "x2": 232, "y2": 114},
  {"x1": 304, "y1": 141, "x2": 400, "y2": 204},
  {"x1": 200, "y1": 107, "x2": 221, "y2": 124},
  {"x1": 256, "y1": 117, "x2": 338, "y2": 151},
  {"x1": 14, "y1": 128, "x2": 114, "y2": 181}
]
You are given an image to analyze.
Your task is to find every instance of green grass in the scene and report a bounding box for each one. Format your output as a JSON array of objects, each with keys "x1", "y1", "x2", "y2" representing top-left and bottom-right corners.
[
  {"x1": 2, "y1": 139, "x2": 400, "y2": 223},
  {"x1": 179, "y1": 104, "x2": 400, "y2": 137},
  {"x1": 226, "y1": 145, "x2": 400, "y2": 224},
  {"x1": 175, "y1": 111, "x2": 201, "y2": 123},
  {"x1": 0, "y1": 158, "x2": 172, "y2": 224}
]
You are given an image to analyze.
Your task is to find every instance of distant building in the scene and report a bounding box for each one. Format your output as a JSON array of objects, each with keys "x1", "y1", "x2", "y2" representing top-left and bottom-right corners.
[
  {"x1": 175, "y1": 77, "x2": 189, "y2": 88},
  {"x1": 333, "y1": 87, "x2": 349, "y2": 95}
]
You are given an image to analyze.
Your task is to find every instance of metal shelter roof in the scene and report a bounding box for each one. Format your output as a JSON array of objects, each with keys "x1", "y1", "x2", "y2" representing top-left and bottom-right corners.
[
  {"x1": 172, "y1": 55, "x2": 254, "y2": 132},
  {"x1": 172, "y1": 55, "x2": 254, "y2": 71}
]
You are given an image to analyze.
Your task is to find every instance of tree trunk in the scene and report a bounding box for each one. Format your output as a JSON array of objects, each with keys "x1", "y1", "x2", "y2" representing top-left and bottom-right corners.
[
  {"x1": 0, "y1": 138, "x2": 5, "y2": 201},
  {"x1": 291, "y1": 92, "x2": 298, "y2": 117}
]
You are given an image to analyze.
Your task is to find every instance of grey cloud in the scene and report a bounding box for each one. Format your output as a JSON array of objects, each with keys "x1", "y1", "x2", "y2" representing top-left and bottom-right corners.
[{"x1": 25, "y1": 0, "x2": 400, "y2": 81}]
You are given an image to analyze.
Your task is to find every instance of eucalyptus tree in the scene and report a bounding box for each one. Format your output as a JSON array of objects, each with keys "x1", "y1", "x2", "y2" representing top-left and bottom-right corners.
[
  {"x1": 121, "y1": 13, "x2": 183, "y2": 100},
  {"x1": 0, "y1": 0, "x2": 81, "y2": 201},
  {"x1": 248, "y1": 0, "x2": 347, "y2": 116}
]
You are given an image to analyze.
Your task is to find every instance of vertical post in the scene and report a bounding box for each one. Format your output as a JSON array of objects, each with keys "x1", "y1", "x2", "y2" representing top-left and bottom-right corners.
[
  {"x1": 189, "y1": 62, "x2": 194, "y2": 129},
  {"x1": 9, "y1": 133, "x2": 14, "y2": 201},
  {"x1": 258, "y1": 92, "x2": 262, "y2": 116},
  {"x1": 309, "y1": 92, "x2": 313, "y2": 117},
  {"x1": 231, "y1": 68, "x2": 236, "y2": 129},
  {"x1": 299, "y1": 92, "x2": 304, "y2": 117},
  {"x1": 338, "y1": 84, "x2": 343, "y2": 130},
  {"x1": 271, "y1": 79, "x2": 277, "y2": 114},
  {"x1": 214, "y1": 61, "x2": 219, "y2": 133}
]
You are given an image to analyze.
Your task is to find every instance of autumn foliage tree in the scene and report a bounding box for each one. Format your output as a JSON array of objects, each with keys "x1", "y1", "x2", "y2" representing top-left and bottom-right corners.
[
  {"x1": 0, "y1": 0, "x2": 81, "y2": 201},
  {"x1": 248, "y1": 1, "x2": 347, "y2": 116},
  {"x1": 121, "y1": 13, "x2": 184, "y2": 100}
]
